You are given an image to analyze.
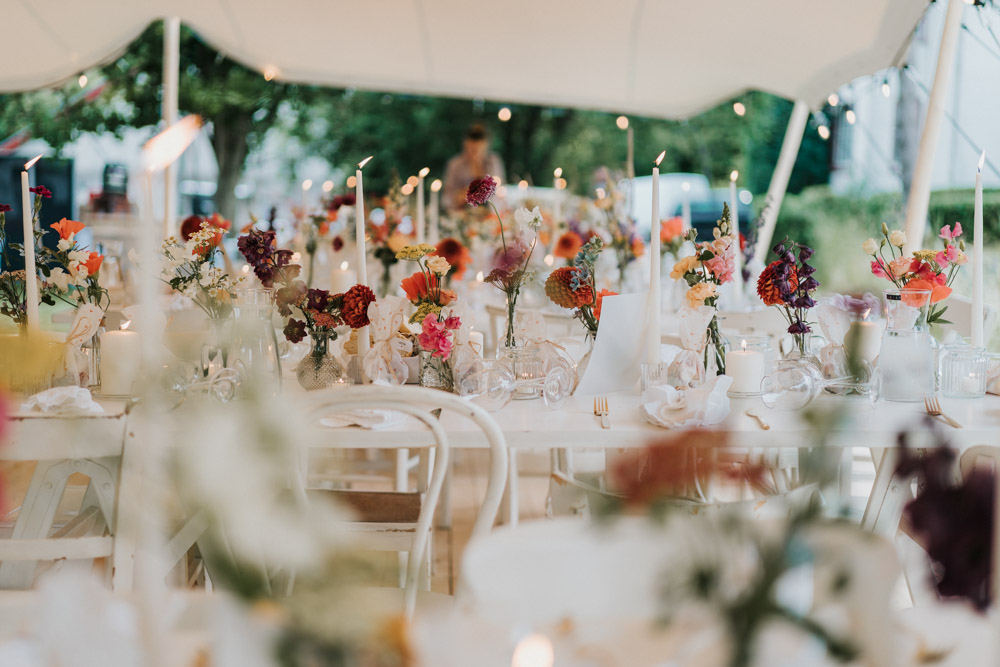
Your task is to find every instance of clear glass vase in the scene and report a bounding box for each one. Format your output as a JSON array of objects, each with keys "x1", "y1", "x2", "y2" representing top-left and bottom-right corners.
[
  {"x1": 879, "y1": 289, "x2": 935, "y2": 402},
  {"x1": 418, "y1": 350, "x2": 455, "y2": 392},
  {"x1": 295, "y1": 331, "x2": 349, "y2": 390},
  {"x1": 704, "y1": 314, "x2": 728, "y2": 375},
  {"x1": 201, "y1": 316, "x2": 233, "y2": 378},
  {"x1": 498, "y1": 344, "x2": 543, "y2": 400},
  {"x1": 83, "y1": 320, "x2": 106, "y2": 389},
  {"x1": 229, "y1": 288, "x2": 283, "y2": 395}
]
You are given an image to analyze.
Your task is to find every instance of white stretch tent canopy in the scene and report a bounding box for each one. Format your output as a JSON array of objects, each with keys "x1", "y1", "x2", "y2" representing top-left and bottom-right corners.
[{"x1": 3, "y1": 0, "x2": 927, "y2": 119}]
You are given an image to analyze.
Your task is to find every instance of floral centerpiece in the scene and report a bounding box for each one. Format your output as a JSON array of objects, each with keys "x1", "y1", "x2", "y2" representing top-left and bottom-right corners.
[
  {"x1": 39, "y1": 218, "x2": 109, "y2": 311},
  {"x1": 397, "y1": 243, "x2": 457, "y2": 324},
  {"x1": 239, "y1": 228, "x2": 375, "y2": 389},
  {"x1": 465, "y1": 176, "x2": 540, "y2": 348},
  {"x1": 862, "y1": 223, "x2": 964, "y2": 325},
  {"x1": 756, "y1": 238, "x2": 820, "y2": 358},
  {"x1": 0, "y1": 195, "x2": 62, "y2": 331},
  {"x1": 417, "y1": 311, "x2": 462, "y2": 391},
  {"x1": 545, "y1": 235, "x2": 616, "y2": 338},
  {"x1": 160, "y1": 220, "x2": 242, "y2": 320},
  {"x1": 669, "y1": 204, "x2": 734, "y2": 375}
]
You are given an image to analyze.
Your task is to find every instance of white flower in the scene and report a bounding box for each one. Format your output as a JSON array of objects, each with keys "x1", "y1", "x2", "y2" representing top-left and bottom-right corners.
[
  {"x1": 68, "y1": 260, "x2": 89, "y2": 284},
  {"x1": 57, "y1": 238, "x2": 74, "y2": 252},
  {"x1": 48, "y1": 267, "x2": 70, "y2": 292},
  {"x1": 861, "y1": 238, "x2": 878, "y2": 255},
  {"x1": 67, "y1": 249, "x2": 89, "y2": 264},
  {"x1": 889, "y1": 230, "x2": 906, "y2": 247},
  {"x1": 425, "y1": 255, "x2": 450, "y2": 275},
  {"x1": 514, "y1": 206, "x2": 543, "y2": 230}
]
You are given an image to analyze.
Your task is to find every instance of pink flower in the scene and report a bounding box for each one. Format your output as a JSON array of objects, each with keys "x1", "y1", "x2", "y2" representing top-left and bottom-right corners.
[
  {"x1": 419, "y1": 313, "x2": 460, "y2": 360},
  {"x1": 935, "y1": 244, "x2": 958, "y2": 269},
  {"x1": 888, "y1": 256, "x2": 911, "y2": 279},
  {"x1": 465, "y1": 176, "x2": 497, "y2": 207},
  {"x1": 705, "y1": 252, "x2": 734, "y2": 284},
  {"x1": 939, "y1": 223, "x2": 963, "y2": 241},
  {"x1": 871, "y1": 259, "x2": 889, "y2": 280}
]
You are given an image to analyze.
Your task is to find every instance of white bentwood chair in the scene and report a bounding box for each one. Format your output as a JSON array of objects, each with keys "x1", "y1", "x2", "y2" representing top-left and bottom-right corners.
[{"x1": 301, "y1": 384, "x2": 508, "y2": 616}]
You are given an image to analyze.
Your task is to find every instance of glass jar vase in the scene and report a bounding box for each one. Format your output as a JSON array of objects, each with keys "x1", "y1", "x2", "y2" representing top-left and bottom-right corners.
[
  {"x1": 498, "y1": 344, "x2": 543, "y2": 400},
  {"x1": 939, "y1": 342, "x2": 987, "y2": 398},
  {"x1": 296, "y1": 331, "x2": 350, "y2": 390},
  {"x1": 878, "y1": 289, "x2": 935, "y2": 402},
  {"x1": 418, "y1": 350, "x2": 455, "y2": 392}
]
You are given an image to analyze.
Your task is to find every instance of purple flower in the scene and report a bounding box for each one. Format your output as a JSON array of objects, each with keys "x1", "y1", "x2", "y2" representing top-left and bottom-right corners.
[
  {"x1": 238, "y1": 229, "x2": 275, "y2": 266},
  {"x1": 306, "y1": 288, "x2": 330, "y2": 311},
  {"x1": 465, "y1": 176, "x2": 497, "y2": 206},
  {"x1": 0, "y1": 204, "x2": 10, "y2": 213},
  {"x1": 273, "y1": 249, "x2": 294, "y2": 267},
  {"x1": 787, "y1": 321, "x2": 811, "y2": 335},
  {"x1": 29, "y1": 185, "x2": 52, "y2": 199}
]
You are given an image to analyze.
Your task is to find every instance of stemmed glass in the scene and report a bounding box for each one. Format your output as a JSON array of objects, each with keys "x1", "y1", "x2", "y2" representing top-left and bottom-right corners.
[{"x1": 760, "y1": 361, "x2": 881, "y2": 410}]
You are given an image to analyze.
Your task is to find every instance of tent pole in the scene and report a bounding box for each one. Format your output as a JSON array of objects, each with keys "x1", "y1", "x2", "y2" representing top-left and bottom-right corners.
[
  {"x1": 162, "y1": 17, "x2": 181, "y2": 239},
  {"x1": 902, "y1": 0, "x2": 965, "y2": 252},
  {"x1": 752, "y1": 100, "x2": 810, "y2": 266}
]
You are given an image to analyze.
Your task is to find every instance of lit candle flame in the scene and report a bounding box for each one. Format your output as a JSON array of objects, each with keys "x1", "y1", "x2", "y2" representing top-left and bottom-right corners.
[
  {"x1": 24, "y1": 154, "x2": 43, "y2": 171},
  {"x1": 681, "y1": 181, "x2": 690, "y2": 192},
  {"x1": 340, "y1": 261, "x2": 349, "y2": 270},
  {"x1": 142, "y1": 115, "x2": 202, "y2": 172},
  {"x1": 419, "y1": 167, "x2": 430, "y2": 178},
  {"x1": 654, "y1": 151, "x2": 666, "y2": 167},
  {"x1": 544, "y1": 254, "x2": 554, "y2": 266},
  {"x1": 730, "y1": 170, "x2": 739, "y2": 182},
  {"x1": 475, "y1": 271, "x2": 484, "y2": 282},
  {"x1": 121, "y1": 320, "x2": 132, "y2": 331},
  {"x1": 979, "y1": 150, "x2": 986, "y2": 172},
  {"x1": 358, "y1": 155, "x2": 374, "y2": 170},
  {"x1": 302, "y1": 179, "x2": 312, "y2": 191}
]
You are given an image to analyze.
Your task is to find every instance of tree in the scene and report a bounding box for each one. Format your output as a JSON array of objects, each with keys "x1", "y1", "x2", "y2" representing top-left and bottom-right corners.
[{"x1": 0, "y1": 22, "x2": 312, "y2": 220}]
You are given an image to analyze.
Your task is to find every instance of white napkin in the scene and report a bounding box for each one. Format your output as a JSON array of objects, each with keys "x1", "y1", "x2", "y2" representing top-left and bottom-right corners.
[
  {"x1": 320, "y1": 409, "x2": 407, "y2": 430},
  {"x1": 21, "y1": 387, "x2": 105, "y2": 415},
  {"x1": 641, "y1": 375, "x2": 732, "y2": 429}
]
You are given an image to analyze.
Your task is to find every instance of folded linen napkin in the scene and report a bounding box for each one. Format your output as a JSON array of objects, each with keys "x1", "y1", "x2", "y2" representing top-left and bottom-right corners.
[
  {"x1": 320, "y1": 408, "x2": 407, "y2": 430},
  {"x1": 21, "y1": 386, "x2": 105, "y2": 416},
  {"x1": 640, "y1": 375, "x2": 732, "y2": 429}
]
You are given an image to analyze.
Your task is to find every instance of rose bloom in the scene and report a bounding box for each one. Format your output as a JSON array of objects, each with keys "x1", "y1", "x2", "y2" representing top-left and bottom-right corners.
[
  {"x1": 685, "y1": 281, "x2": 717, "y2": 308},
  {"x1": 888, "y1": 256, "x2": 912, "y2": 280},
  {"x1": 660, "y1": 217, "x2": 684, "y2": 243},
  {"x1": 889, "y1": 229, "x2": 907, "y2": 247},
  {"x1": 670, "y1": 255, "x2": 699, "y2": 280},
  {"x1": 426, "y1": 255, "x2": 451, "y2": 275},
  {"x1": 554, "y1": 232, "x2": 583, "y2": 259}
]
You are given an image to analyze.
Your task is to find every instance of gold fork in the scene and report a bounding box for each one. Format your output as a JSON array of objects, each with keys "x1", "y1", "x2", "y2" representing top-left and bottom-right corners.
[
  {"x1": 593, "y1": 396, "x2": 610, "y2": 429},
  {"x1": 924, "y1": 396, "x2": 962, "y2": 429}
]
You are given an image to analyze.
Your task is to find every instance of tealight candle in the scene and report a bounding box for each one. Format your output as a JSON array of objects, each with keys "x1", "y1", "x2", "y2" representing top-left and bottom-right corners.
[
  {"x1": 330, "y1": 261, "x2": 357, "y2": 294},
  {"x1": 846, "y1": 309, "x2": 882, "y2": 365},
  {"x1": 100, "y1": 322, "x2": 141, "y2": 396},
  {"x1": 725, "y1": 339, "x2": 766, "y2": 396}
]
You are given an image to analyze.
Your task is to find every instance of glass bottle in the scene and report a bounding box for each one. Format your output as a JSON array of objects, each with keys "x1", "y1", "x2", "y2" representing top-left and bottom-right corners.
[{"x1": 229, "y1": 288, "x2": 283, "y2": 395}]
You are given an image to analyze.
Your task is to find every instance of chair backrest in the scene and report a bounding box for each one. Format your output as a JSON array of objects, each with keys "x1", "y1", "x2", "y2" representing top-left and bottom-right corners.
[
  {"x1": 302, "y1": 384, "x2": 508, "y2": 616},
  {"x1": 934, "y1": 294, "x2": 998, "y2": 344},
  {"x1": 958, "y1": 445, "x2": 1000, "y2": 603},
  {"x1": 483, "y1": 303, "x2": 578, "y2": 355}
]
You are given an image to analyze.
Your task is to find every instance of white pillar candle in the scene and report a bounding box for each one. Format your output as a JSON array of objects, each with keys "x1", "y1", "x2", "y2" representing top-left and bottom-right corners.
[
  {"x1": 972, "y1": 150, "x2": 985, "y2": 348},
  {"x1": 725, "y1": 340, "x2": 765, "y2": 395},
  {"x1": 846, "y1": 320, "x2": 882, "y2": 365},
  {"x1": 681, "y1": 182, "x2": 692, "y2": 232},
  {"x1": 355, "y1": 157, "x2": 372, "y2": 381},
  {"x1": 21, "y1": 156, "x2": 42, "y2": 331},
  {"x1": 553, "y1": 167, "x2": 563, "y2": 230},
  {"x1": 100, "y1": 325, "x2": 142, "y2": 395},
  {"x1": 330, "y1": 261, "x2": 357, "y2": 294},
  {"x1": 429, "y1": 178, "x2": 442, "y2": 245},
  {"x1": 469, "y1": 330, "x2": 484, "y2": 357},
  {"x1": 729, "y1": 171, "x2": 744, "y2": 308},
  {"x1": 646, "y1": 151, "x2": 665, "y2": 365}
]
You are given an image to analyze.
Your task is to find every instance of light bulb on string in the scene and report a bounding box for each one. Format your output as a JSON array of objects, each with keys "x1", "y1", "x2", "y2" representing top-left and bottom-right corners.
[
  {"x1": 733, "y1": 102, "x2": 746, "y2": 116},
  {"x1": 827, "y1": 93, "x2": 839, "y2": 107},
  {"x1": 817, "y1": 125, "x2": 831, "y2": 140},
  {"x1": 845, "y1": 109, "x2": 856, "y2": 125},
  {"x1": 616, "y1": 115, "x2": 629, "y2": 130},
  {"x1": 881, "y1": 81, "x2": 891, "y2": 98}
]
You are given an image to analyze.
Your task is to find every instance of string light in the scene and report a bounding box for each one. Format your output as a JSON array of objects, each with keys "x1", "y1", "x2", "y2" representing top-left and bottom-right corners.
[
  {"x1": 881, "y1": 81, "x2": 891, "y2": 98},
  {"x1": 845, "y1": 109, "x2": 856, "y2": 125},
  {"x1": 817, "y1": 125, "x2": 831, "y2": 140},
  {"x1": 322, "y1": 180, "x2": 334, "y2": 192},
  {"x1": 498, "y1": 106, "x2": 512, "y2": 122},
  {"x1": 732, "y1": 102, "x2": 746, "y2": 116},
  {"x1": 78, "y1": 74, "x2": 88, "y2": 88},
  {"x1": 827, "y1": 93, "x2": 840, "y2": 106},
  {"x1": 616, "y1": 115, "x2": 629, "y2": 130}
]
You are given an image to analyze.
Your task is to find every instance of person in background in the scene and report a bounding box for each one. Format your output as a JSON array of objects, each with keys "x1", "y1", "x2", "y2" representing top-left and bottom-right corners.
[{"x1": 443, "y1": 124, "x2": 506, "y2": 211}]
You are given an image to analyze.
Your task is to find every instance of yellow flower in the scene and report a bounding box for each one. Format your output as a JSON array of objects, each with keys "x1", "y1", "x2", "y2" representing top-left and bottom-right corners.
[
  {"x1": 913, "y1": 250, "x2": 937, "y2": 263},
  {"x1": 670, "y1": 255, "x2": 699, "y2": 280},
  {"x1": 409, "y1": 301, "x2": 442, "y2": 324},
  {"x1": 395, "y1": 243, "x2": 437, "y2": 261},
  {"x1": 685, "y1": 282, "x2": 717, "y2": 308}
]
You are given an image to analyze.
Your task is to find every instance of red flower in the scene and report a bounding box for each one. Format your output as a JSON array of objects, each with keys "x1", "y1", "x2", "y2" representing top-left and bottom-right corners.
[
  {"x1": 0, "y1": 204, "x2": 11, "y2": 213},
  {"x1": 554, "y1": 232, "x2": 583, "y2": 259},
  {"x1": 757, "y1": 260, "x2": 797, "y2": 306},
  {"x1": 283, "y1": 318, "x2": 307, "y2": 343},
  {"x1": 29, "y1": 185, "x2": 52, "y2": 199},
  {"x1": 83, "y1": 252, "x2": 103, "y2": 276},
  {"x1": 465, "y1": 176, "x2": 497, "y2": 206},
  {"x1": 904, "y1": 278, "x2": 952, "y2": 305},
  {"x1": 342, "y1": 284, "x2": 376, "y2": 328},
  {"x1": 51, "y1": 218, "x2": 85, "y2": 240},
  {"x1": 180, "y1": 215, "x2": 205, "y2": 241},
  {"x1": 332, "y1": 236, "x2": 344, "y2": 252}
]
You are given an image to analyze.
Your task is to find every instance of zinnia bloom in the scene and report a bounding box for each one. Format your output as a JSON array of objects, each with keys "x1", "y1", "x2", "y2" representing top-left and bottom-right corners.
[
  {"x1": 545, "y1": 267, "x2": 594, "y2": 309},
  {"x1": 660, "y1": 217, "x2": 684, "y2": 243},
  {"x1": 433, "y1": 237, "x2": 471, "y2": 278},
  {"x1": 29, "y1": 185, "x2": 52, "y2": 199},
  {"x1": 50, "y1": 218, "x2": 85, "y2": 241},
  {"x1": 465, "y1": 176, "x2": 497, "y2": 206},
  {"x1": 554, "y1": 232, "x2": 583, "y2": 259},
  {"x1": 342, "y1": 284, "x2": 376, "y2": 328},
  {"x1": 757, "y1": 260, "x2": 797, "y2": 306}
]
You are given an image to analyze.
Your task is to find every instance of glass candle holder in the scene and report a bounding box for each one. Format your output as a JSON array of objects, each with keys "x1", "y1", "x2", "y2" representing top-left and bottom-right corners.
[
  {"x1": 640, "y1": 361, "x2": 670, "y2": 393},
  {"x1": 940, "y1": 343, "x2": 987, "y2": 398},
  {"x1": 723, "y1": 334, "x2": 772, "y2": 397}
]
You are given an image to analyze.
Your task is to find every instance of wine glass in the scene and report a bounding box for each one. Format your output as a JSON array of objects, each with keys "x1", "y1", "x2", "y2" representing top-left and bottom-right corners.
[
  {"x1": 457, "y1": 360, "x2": 515, "y2": 412},
  {"x1": 760, "y1": 362, "x2": 881, "y2": 410}
]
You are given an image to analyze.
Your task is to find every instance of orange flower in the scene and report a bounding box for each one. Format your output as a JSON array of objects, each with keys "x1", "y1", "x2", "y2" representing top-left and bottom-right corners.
[
  {"x1": 401, "y1": 271, "x2": 433, "y2": 302},
  {"x1": 83, "y1": 252, "x2": 103, "y2": 276},
  {"x1": 207, "y1": 213, "x2": 232, "y2": 231},
  {"x1": 554, "y1": 232, "x2": 583, "y2": 259},
  {"x1": 50, "y1": 218, "x2": 85, "y2": 240},
  {"x1": 594, "y1": 289, "x2": 617, "y2": 321},
  {"x1": 903, "y1": 278, "x2": 952, "y2": 305},
  {"x1": 756, "y1": 260, "x2": 797, "y2": 306},
  {"x1": 631, "y1": 236, "x2": 645, "y2": 258},
  {"x1": 660, "y1": 217, "x2": 684, "y2": 243},
  {"x1": 433, "y1": 237, "x2": 471, "y2": 279}
]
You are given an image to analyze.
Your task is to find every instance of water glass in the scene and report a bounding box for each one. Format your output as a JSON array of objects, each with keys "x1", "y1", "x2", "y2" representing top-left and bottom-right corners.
[{"x1": 940, "y1": 343, "x2": 987, "y2": 398}]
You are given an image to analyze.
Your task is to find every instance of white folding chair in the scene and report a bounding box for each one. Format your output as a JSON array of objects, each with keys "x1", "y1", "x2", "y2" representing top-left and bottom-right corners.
[{"x1": 302, "y1": 385, "x2": 508, "y2": 616}]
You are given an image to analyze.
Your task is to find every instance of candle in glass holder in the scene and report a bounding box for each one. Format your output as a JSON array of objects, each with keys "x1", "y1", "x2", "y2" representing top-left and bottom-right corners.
[
  {"x1": 846, "y1": 309, "x2": 882, "y2": 365},
  {"x1": 100, "y1": 322, "x2": 141, "y2": 395},
  {"x1": 725, "y1": 339, "x2": 765, "y2": 396}
]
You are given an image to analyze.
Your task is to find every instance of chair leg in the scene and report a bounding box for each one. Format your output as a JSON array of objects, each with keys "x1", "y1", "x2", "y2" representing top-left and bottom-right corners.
[
  {"x1": 395, "y1": 448, "x2": 410, "y2": 492},
  {"x1": 438, "y1": 455, "x2": 452, "y2": 530},
  {"x1": 502, "y1": 448, "x2": 519, "y2": 526}
]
